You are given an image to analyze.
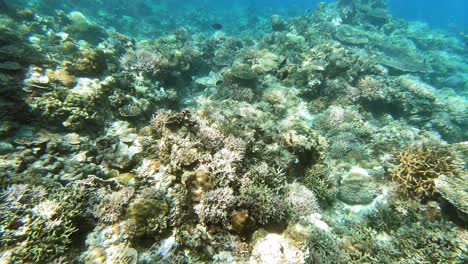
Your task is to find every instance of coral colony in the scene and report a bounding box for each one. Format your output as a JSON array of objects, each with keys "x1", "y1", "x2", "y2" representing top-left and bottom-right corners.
[{"x1": 0, "y1": 0, "x2": 466, "y2": 263}]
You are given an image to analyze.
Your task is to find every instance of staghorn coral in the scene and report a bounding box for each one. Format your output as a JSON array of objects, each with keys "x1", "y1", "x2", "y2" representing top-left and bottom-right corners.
[
  {"x1": 0, "y1": 184, "x2": 87, "y2": 263},
  {"x1": 195, "y1": 187, "x2": 237, "y2": 226},
  {"x1": 91, "y1": 187, "x2": 135, "y2": 224},
  {"x1": 390, "y1": 144, "x2": 463, "y2": 199},
  {"x1": 238, "y1": 184, "x2": 288, "y2": 225},
  {"x1": 303, "y1": 164, "x2": 338, "y2": 205},
  {"x1": 285, "y1": 182, "x2": 321, "y2": 221}
]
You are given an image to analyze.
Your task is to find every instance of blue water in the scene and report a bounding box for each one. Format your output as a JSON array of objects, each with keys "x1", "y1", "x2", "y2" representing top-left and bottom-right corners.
[
  {"x1": 388, "y1": 0, "x2": 468, "y2": 30},
  {"x1": 268, "y1": 0, "x2": 468, "y2": 30},
  {"x1": 16, "y1": 0, "x2": 466, "y2": 37}
]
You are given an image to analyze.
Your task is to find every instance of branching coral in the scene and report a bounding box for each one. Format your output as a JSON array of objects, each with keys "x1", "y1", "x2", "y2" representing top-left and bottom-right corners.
[
  {"x1": 354, "y1": 75, "x2": 386, "y2": 102},
  {"x1": 285, "y1": 182, "x2": 320, "y2": 221},
  {"x1": 91, "y1": 187, "x2": 134, "y2": 224},
  {"x1": 238, "y1": 184, "x2": 288, "y2": 225},
  {"x1": 303, "y1": 164, "x2": 338, "y2": 205},
  {"x1": 0, "y1": 184, "x2": 87, "y2": 263},
  {"x1": 390, "y1": 144, "x2": 463, "y2": 199},
  {"x1": 195, "y1": 187, "x2": 237, "y2": 226},
  {"x1": 144, "y1": 98, "x2": 328, "y2": 236},
  {"x1": 2, "y1": 1, "x2": 468, "y2": 263},
  {"x1": 120, "y1": 48, "x2": 165, "y2": 76},
  {"x1": 120, "y1": 36, "x2": 202, "y2": 85}
]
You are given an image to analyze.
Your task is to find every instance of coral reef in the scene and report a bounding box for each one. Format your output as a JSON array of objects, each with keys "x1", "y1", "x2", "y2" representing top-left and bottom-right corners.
[
  {"x1": 0, "y1": 0, "x2": 466, "y2": 262},
  {"x1": 120, "y1": 33, "x2": 203, "y2": 86},
  {"x1": 436, "y1": 173, "x2": 468, "y2": 222},
  {"x1": 26, "y1": 76, "x2": 116, "y2": 130},
  {"x1": 0, "y1": 184, "x2": 88, "y2": 263}
]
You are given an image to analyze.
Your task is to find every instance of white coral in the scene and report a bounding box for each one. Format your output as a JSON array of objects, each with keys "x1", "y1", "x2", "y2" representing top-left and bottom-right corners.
[
  {"x1": 31, "y1": 199, "x2": 60, "y2": 220},
  {"x1": 285, "y1": 182, "x2": 320, "y2": 220}
]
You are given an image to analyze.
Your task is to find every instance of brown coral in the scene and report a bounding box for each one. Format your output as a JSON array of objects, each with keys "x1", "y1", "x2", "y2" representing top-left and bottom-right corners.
[
  {"x1": 390, "y1": 144, "x2": 463, "y2": 199},
  {"x1": 231, "y1": 210, "x2": 254, "y2": 235},
  {"x1": 186, "y1": 168, "x2": 213, "y2": 202},
  {"x1": 47, "y1": 69, "x2": 77, "y2": 87},
  {"x1": 66, "y1": 49, "x2": 106, "y2": 77}
]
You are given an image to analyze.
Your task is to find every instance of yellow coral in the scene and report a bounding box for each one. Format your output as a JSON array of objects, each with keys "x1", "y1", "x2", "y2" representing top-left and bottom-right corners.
[
  {"x1": 231, "y1": 210, "x2": 253, "y2": 235},
  {"x1": 390, "y1": 144, "x2": 462, "y2": 199},
  {"x1": 188, "y1": 168, "x2": 213, "y2": 202},
  {"x1": 47, "y1": 69, "x2": 77, "y2": 87}
]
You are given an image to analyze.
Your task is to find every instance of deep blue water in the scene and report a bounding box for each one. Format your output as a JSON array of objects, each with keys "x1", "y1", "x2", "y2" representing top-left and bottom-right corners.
[
  {"x1": 388, "y1": 0, "x2": 468, "y2": 30},
  {"x1": 223, "y1": 0, "x2": 468, "y2": 30},
  {"x1": 264, "y1": 0, "x2": 468, "y2": 29},
  {"x1": 14, "y1": 0, "x2": 466, "y2": 37},
  {"x1": 211, "y1": 0, "x2": 468, "y2": 29}
]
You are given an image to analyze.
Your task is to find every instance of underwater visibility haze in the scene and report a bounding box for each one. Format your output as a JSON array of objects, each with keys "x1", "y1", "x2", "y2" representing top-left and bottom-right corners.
[{"x1": 0, "y1": 0, "x2": 467, "y2": 263}]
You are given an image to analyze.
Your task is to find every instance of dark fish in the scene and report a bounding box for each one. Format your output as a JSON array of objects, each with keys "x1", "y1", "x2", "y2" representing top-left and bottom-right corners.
[
  {"x1": 211, "y1": 23, "x2": 223, "y2": 30},
  {"x1": 278, "y1": 57, "x2": 287, "y2": 69}
]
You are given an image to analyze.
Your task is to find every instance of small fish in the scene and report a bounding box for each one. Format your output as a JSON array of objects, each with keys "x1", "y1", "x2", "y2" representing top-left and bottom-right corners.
[{"x1": 211, "y1": 23, "x2": 223, "y2": 30}]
